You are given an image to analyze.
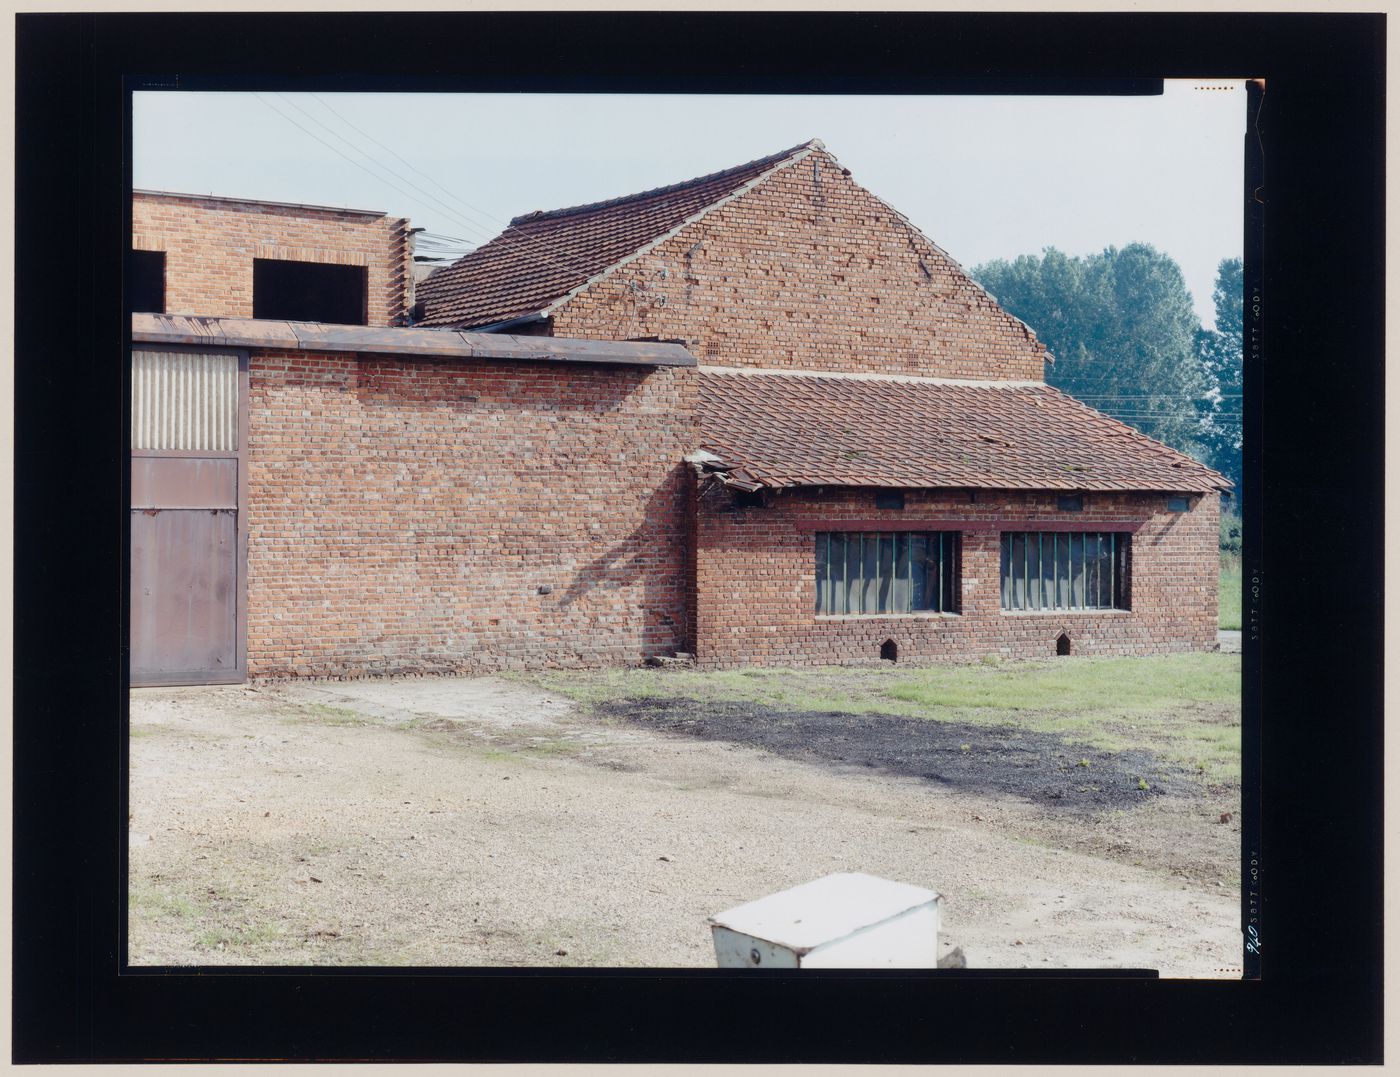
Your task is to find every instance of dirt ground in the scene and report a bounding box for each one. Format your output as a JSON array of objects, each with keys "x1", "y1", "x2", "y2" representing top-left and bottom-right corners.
[
  {"x1": 597, "y1": 697, "x2": 1203, "y2": 809},
  {"x1": 128, "y1": 676, "x2": 1242, "y2": 976}
]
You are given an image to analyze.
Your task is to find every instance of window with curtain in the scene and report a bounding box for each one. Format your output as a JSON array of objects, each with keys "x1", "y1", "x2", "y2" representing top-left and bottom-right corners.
[
  {"x1": 815, "y1": 532, "x2": 959, "y2": 615},
  {"x1": 1000, "y1": 531, "x2": 1129, "y2": 611}
]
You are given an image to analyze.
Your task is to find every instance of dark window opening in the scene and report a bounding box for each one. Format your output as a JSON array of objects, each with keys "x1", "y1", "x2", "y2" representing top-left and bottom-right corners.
[
  {"x1": 253, "y1": 258, "x2": 367, "y2": 325},
  {"x1": 880, "y1": 639, "x2": 898, "y2": 662},
  {"x1": 1000, "y1": 531, "x2": 1129, "y2": 611},
  {"x1": 815, "y1": 531, "x2": 960, "y2": 615},
  {"x1": 1057, "y1": 494, "x2": 1084, "y2": 512},
  {"x1": 875, "y1": 490, "x2": 905, "y2": 511},
  {"x1": 1167, "y1": 495, "x2": 1191, "y2": 512},
  {"x1": 1056, "y1": 632, "x2": 1072, "y2": 656},
  {"x1": 732, "y1": 489, "x2": 765, "y2": 509},
  {"x1": 127, "y1": 250, "x2": 165, "y2": 314}
]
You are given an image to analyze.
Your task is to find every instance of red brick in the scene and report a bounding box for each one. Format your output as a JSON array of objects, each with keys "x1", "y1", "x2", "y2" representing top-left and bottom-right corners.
[{"x1": 133, "y1": 192, "x2": 412, "y2": 327}]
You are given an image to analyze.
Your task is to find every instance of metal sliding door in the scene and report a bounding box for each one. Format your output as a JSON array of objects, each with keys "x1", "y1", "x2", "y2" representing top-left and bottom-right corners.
[{"x1": 129, "y1": 348, "x2": 248, "y2": 685}]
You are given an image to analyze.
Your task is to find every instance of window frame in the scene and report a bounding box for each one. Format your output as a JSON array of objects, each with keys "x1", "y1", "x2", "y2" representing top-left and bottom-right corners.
[
  {"x1": 252, "y1": 257, "x2": 369, "y2": 325},
  {"x1": 815, "y1": 530, "x2": 961, "y2": 617},
  {"x1": 999, "y1": 530, "x2": 1130, "y2": 613},
  {"x1": 127, "y1": 249, "x2": 166, "y2": 314}
]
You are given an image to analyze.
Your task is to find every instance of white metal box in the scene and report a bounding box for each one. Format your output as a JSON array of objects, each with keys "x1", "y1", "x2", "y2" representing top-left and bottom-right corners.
[{"x1": 709, "y1": 872, "x2": 942, "y2": 969}]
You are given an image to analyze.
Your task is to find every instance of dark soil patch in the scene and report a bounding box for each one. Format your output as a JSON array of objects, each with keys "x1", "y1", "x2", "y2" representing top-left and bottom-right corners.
[{"x1": 594, "y1": 698, "x2": 1198, "y2": 811}]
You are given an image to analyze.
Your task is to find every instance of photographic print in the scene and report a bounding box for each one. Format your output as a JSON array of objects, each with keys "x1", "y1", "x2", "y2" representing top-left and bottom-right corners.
[{"x1": 125, "y1": 84, "x2": 1246, "y2": 976}]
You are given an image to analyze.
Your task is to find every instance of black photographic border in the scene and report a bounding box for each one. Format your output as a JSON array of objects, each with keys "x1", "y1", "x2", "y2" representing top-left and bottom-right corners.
[{"x1": 13, "y1": 10, "x2": 1383, "y2": 1064}]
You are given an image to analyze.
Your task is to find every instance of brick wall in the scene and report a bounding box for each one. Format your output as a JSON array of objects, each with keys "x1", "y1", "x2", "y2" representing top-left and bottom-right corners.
[
  {"x1": 244, "y1": 348, "x2": 694, "y2": 678},
  {"x1": 551, "y1": 149, "x2": 1047, "y2": 381},
  {"x1": 694, "y1": 484, "x2": 1220, "y2": 667},
  {"x1": 132, "y1": 192, "x2": 412, "y2": 327}
]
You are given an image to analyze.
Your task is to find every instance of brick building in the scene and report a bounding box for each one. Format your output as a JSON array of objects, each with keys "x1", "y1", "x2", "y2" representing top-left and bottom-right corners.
[
  {"x1": 132, "y1": 190, "x2": 415, "y2": 328},
  {"x1": 130, "y1": 140, "x2": 1228, "y2": 684}
]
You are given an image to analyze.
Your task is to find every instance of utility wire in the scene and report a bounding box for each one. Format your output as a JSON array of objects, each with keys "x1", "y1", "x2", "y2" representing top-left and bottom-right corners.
[
  {"x1": 308, "y1": 92, "x2": 614, "y2": 281},
  {"x1": 307, "y1": 95, "x2": 537, "y2": 244},
  {"x1": 266, "y1": 93, "x2": 503, "y2": 247},
  {"x1": 293, "y1": 93, "x2": 606, "y2": 282},
  {"x1": 257, "y1": 93, "x2": 601, "y2": 289}
]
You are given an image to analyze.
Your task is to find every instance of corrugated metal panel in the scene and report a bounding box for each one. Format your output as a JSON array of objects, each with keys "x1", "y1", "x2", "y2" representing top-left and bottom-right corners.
[{"x1": 131, "y1": 350, "x2": 238, "y2": 451}]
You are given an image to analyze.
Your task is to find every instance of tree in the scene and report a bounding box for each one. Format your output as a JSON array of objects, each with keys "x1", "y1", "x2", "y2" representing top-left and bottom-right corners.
[
  {"x1": 1195, "y1": 258, "x2": 1244, "y2": 506},
  {"x1": 973, "y1": 244, "x2": 1209, "y2": 456}
]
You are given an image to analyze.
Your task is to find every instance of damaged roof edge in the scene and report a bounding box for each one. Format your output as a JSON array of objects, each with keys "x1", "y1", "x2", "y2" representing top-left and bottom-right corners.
[
  {"x1": 696, "y1": 468, "x2": 1230, "y2": 495},
  {"x1": 131, "y1": 313, "x2": 696, "y2": 368}
]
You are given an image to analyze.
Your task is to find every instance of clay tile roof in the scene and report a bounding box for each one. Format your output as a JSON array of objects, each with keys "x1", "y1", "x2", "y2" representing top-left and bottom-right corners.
[
  {"x1": 416, "y1": 140, "x2": 822, "y2": 330},
  {"x1": 698, "y1": 370, "x2": 1232, "y2": 493}
]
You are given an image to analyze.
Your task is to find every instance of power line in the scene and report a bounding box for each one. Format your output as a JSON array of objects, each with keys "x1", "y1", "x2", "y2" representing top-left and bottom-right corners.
[
  {"x1": 310, "y1": 91, "x2": 624, "y2": 282},
  {"x1": 306, "y1": 94, "x2": 540, "y2": 247},
  {"x1": 294, "y1": 93, "x2": 607, "y2": 282},
  {"x1": 257, "y1": 93, "x2": 601, "y2": 290},
  {"x1": 1059, "y1": 391, "x2": 1240, "y2": 399},
  {"x1": 265, "y1": 93, "x2": 502, "y2": 247}
]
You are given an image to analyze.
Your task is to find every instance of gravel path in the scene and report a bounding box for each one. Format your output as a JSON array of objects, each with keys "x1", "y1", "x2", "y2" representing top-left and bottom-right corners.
[{"x1": 128, "y1": 677, "x2": 1242, "y2": 976}]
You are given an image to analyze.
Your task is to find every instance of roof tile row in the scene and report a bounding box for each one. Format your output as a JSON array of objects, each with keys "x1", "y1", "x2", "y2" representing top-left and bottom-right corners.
[
  {"x1": 415, "y1": 142, "x2": 818, "y2": 330},
  {"x1": 698, "y1": 370, "x2": 1230, "y2": 493}
]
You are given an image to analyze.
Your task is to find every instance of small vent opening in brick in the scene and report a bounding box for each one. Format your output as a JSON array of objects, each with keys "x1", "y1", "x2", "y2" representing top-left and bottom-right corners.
[
  {"x1": 1056, "y1": 632, "x2": 1072, "y2": 657},
  {"x1": 880, "y1": 639, "x2": 898, "y2": 663}
]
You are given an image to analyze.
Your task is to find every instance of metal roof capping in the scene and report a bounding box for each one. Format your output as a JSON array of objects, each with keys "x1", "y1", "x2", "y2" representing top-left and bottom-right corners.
[
  {"x1": 131, "y1": 313, "x2": 696, "y2": 368},
  {"x1": 133, "y1": 189, "x2": 391, "y2": 218}
]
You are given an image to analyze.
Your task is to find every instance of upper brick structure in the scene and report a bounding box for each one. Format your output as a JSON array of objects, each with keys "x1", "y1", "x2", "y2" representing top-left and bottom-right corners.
[
  {"x1": 699, "y1": 369, "x2": 1230, "y2": 494},
  {"x1": 418, "y1": 140, "x2": 1049, "y2": 381},
  {"x1": 132, "y1": 190, "x2": 414, "y2": 327}
]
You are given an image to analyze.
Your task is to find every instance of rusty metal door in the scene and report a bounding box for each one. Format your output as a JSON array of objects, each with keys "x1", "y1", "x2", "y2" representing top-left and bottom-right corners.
[{"x1": 130, "y1": 348, "x2": 248, "y2": 685}]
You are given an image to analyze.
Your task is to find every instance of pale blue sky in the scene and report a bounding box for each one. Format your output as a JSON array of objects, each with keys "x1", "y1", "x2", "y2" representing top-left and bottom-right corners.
[{"x1": 134, "y1": 82, "x2": 1245, "y2": 329}]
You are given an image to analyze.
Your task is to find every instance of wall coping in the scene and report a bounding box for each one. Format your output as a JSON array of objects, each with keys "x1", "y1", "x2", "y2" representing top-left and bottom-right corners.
[
  {"x1": 133, "y1": 188, "x2": 389, "y2": 218},
  {"x1": 131, "y1": 313, "x2": 697, "y2": 368}
]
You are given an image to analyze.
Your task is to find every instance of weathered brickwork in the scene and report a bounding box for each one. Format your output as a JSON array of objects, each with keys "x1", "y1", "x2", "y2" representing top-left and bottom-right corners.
[
  {"x1": 695, "y1": 484, "x2": 1220, "y2": 668},
  {"x1": 138, "y1": 162, "x2": 1221, "y2": 679},
  {"x1": 132, "y1": 192, "x2": 412, "y2": 326},
  {"x1": 550, "y1": 150, "x2": 1047, "y2": 381},
  {"x1": 244, "y1": 348, "x2": 695, "y2": 677}
]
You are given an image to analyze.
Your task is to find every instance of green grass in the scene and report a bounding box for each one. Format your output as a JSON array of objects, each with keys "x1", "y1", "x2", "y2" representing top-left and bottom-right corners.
[
  {"x1": 298, "y1": 702, "x2": 371, "y2": 726},
  {"x1": 1219, "y1": 555, "x2": 1242, "y2": 631},
  {"x1": 526, "y1": 653, "x2": 1236, "y2": 717},
  {"x1": 883, "y1": 653, "x2": 1235, "y2": 714},
  {"x1": 129, "y1": 882, "x2": 199, "y2": 919},
  {"x1": 518, "y1": 651, "x2": 1241, "y2": 785},
  {"x1": 196, "y1": 922, "x2": 284, "y2": 949}
]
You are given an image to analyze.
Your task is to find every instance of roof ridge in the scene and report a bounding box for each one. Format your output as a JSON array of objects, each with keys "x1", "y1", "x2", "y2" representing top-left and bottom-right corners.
[{"x1": 508, "y1": 139, "x2": 822, "y2": 226}]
